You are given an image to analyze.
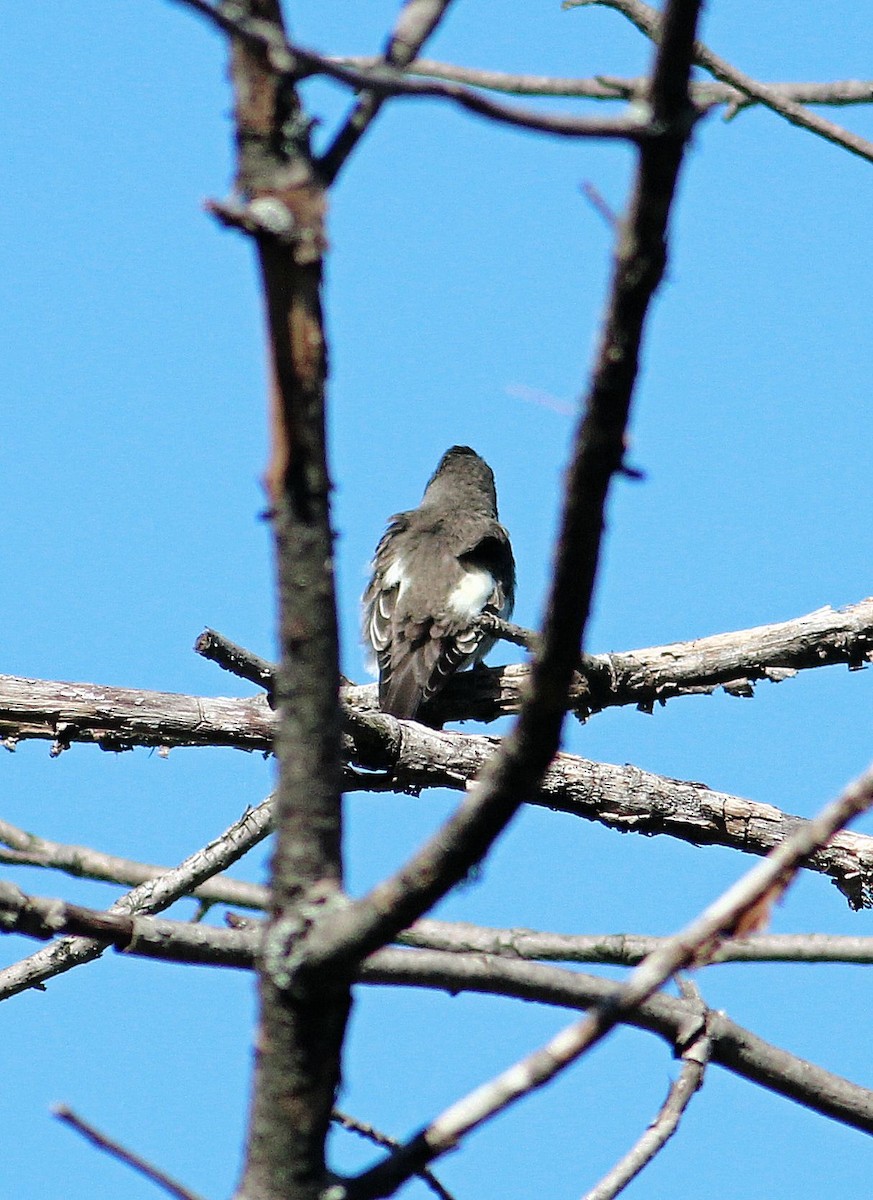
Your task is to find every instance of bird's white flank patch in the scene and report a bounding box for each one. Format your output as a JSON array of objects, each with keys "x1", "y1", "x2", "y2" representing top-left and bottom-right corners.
[
  {"x1": 382, "y1": 556, "x2": 408, "y2": 594},
  {"x1": 446, "y1": 567, "x2": 495, "y2": 620}
]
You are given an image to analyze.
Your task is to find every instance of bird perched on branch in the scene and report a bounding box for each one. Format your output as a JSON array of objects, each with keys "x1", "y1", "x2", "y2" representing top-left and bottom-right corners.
[{"x1": 363, "y1": 445, "x2": 516, "y2": 720}]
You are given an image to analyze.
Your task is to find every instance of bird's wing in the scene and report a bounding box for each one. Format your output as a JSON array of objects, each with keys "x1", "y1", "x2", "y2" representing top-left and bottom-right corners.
[{"x1": 363, "y1": 516, "x2": 516, "y2": 720}]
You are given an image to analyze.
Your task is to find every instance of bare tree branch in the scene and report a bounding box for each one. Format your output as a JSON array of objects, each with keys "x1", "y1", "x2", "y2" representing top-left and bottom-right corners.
[
  {"x1": 360, "y1": 946, "x2": 873, "y2": 1131},
  {"x1": 320, "y1": 0, "x2": 460, "y2": 183},
  {"x1": 9, "y1": 874, "x2": 873, "y2": 974},
  {"x1": 344, "y1": 714, "x2": 873, "y2": 908},
  {"x1": 0, "y1": 817, "x2": 269, "y2": 910},
  {"x1": 313, "y1": 39, "x2": 653, "y2": 165},
  {"x1": 3, "y1": 666, "x2": 872, "y2": 902},
  {"x1": 0, "y1": 879, "x2": 259, "y2": 968},
  {"x1": 581, "y1": 980, "x2": 711, "y2": 1200},
  {"x1": 172, "y1": 0, "x2": 652, "y2": 152},
  {"x1": 261, "y1": 0, "x2": 706, "y2": 1004},
  {"x1": 361, "y1": 947, "x2": 873, "y2": 1134},
  {"x1": 194, "y1": 627, "x2": 275, "y2": 693},
  {"x1": 0, "y1": 796, "x2": 272, "y2": 1001},
  {"x1": 401, "y1": 921, "x2": 873, "y2": 965},
  {"x1": 413, "y1": 597, "x2": 873, "y2": 724},
  {"x1": 331, "y1": 1112, "x2": 456, "y2": 1200},
  {"x1": 7, "y1": 896, "x2": 873, "y2": 1140},
  {"x1": 2, "y1": 599, "x2": 869, "y2": 750},
  {"x1": 53, "y1": 1105, "x2": 206, "y2": 1200},
  {"x1": 564, "y1": 0, "x2": 873, "y2": 163},
  {"x1": 349, "y1": 761, "x2": 873, "y2": 1194},
  {"x1": 216, "y1": 3, "x2": 350, "y2": 1197},
  {"x1": 0, "y1": 672, "x2": 274, "y2": 752},
  {"x1": 335, "y1": 56, "x2": 873, "y2": 111}
]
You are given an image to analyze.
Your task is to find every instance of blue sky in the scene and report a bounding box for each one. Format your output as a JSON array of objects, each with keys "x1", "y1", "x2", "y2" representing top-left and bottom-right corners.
[{"x1": 2, "y1": 4, "x2": 873, "y2": 1198}]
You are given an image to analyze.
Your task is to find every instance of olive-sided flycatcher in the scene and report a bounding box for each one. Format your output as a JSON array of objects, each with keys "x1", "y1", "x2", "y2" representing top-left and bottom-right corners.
[{"x1": 363, "y1": 446, "x2": 516, "y2": 720}]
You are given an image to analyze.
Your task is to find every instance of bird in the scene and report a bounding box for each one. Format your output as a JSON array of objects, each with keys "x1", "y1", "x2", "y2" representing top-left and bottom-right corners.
[{"x1": 362, "y1": 445, "x2": 516, "y2": 720}]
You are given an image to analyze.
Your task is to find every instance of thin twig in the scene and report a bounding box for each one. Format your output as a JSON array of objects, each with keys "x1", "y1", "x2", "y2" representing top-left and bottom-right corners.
[
  {"x1": 580, "y1": 181, "x2": 620, "y2": 228},
  {"x1": 169, "y1": 0, "x2": 658, "y2": 156},
  {"x1": 475, "y1": 612, "x2": 539, "y2": 652},
  {"x1": 0, "y1": 817, "x2": 269, "y2": 910},
  {"x1": 580, "y1": 979, "x2": 711, "y2": 1200},
  {"x1": 0, "y1": 796, "x2": 273, "y2": 1000},
  {"x1": 320, "y1": 0, "x2": 459, "y2": 184},
  {"x1": 335, "y1": 57, "x2": 873, "y2": 111},
  {"x1": 53, "y1": 1105, "x2": 206, "y2": 1200},
  {"x1": 332, "y1": 1112, "x2": 455, "y2": 1200},
  {"x1": 565, "y1": 0, "x2": 873, "y2": 164}
]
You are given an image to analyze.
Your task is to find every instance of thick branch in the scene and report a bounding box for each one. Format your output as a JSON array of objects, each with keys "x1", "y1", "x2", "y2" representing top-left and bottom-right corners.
[
  {"x1": 3, "y1": 600, "x2": 869, "y2": 748},
  {"x1": 0, "y1": 672, "x2": 274, "y2": 752},
  {"x1": 223, "y1": 3, "x2": 349, "y2": 1198},
  {"x1": 404, "y1": 597, "x2": 873, "y2": 723},
  {"x1": 3, "y1": 663, "x2": 872, "y2": 903},
  {"x1": 344, "y1": 714, "x2": 873, "y2": 908}
]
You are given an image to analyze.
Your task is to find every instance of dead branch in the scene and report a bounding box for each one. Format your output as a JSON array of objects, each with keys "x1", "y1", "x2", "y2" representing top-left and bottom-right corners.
[
  {"x1": 2, "y1": 600, "x2": 869, "y2": 750},
  {"x1": 172, "y1": 0, "x2": 661, "y2": 154},
  {"x1": 194, "y1": 628, "x2": 275, "y2": 693},
  {"x1": 348, "y1": 760, "x2": 873, "y2": 1193},
  {"x1": 216, "y1": 0, "x2": 353, "y2": 1194},
  {"x1": 580, "y1": 980, "x2": 711, "y2": 1200},
  {"x1": 0, "y1": 672, "x2": 274, "y2": 752},
  {"x1": 6, "y1": 894, "x2": 873, "y2": 1140},
  {"x1": 54, "y1": 1105, "x2": 206, "y2": 1200},
  {"x1": 0, "y1": 817, "x2": 268, "y2": 910},
  {"x1": 343, "y1": 715, "x2": 873, "y2": 908},
  {"x1": 360, "y1": 947, "x2": 873, "y2": 1134},
  {"x1": 257, "y1": 0, "x2": 706, "y2": 1005},
  {"x1": 564, "y1": 0, "x2": 873, "y2": 164},
  {"x1": 335, "y1": 57, "x2": 873, "y2": 111},
  {"x1": 401, "y1": 921, "x2": 873, "y2": 965},
  {"x1": 2, "y1": 668, "x2": 872, "y2": 903},
  {"x1": 320, "y1": 0, "x2": 460, "y2": 183},
  {"x1": 406, "y1": 598, "x2": 873, "y2": 723},
  {"x1": 331, "y1": 1112, "x2": 456, "y2": 1200},
  {"x1": 0, "y1": 796, "x2": 272, "y2": 1001}
]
